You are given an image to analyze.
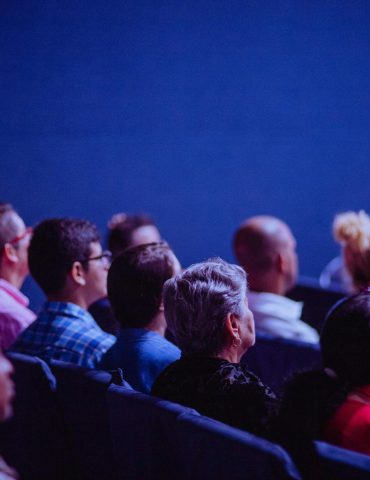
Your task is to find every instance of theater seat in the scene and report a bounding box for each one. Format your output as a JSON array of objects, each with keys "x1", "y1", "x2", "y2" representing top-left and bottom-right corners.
[
  {"x1": 50, "y1": 361, "x2": 130, "y2": 480},
  {"x1": 107, "y1": 385, "x2": 199, "y2": 479},
  {"x1": 0, "y1": 353, "x2": 76, "y2": 480},
  {"x1": 242, "y1": 334, "x2": 321, "y2": 391},
  {"x1": 287, "y1": 276, "x2": 345, "y2": 332},
  {"x1": 175, "y1": 412, "x2": 301, "y2": 480},
  {"x1": 314, "y1": 441, "x2": 370, "y2": 480}
]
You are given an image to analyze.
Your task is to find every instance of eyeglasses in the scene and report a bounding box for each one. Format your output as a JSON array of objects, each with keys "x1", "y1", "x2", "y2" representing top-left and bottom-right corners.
[
  {"x1": 82, "y1": 250, "x2": 112, "y2": 265},
  {"x1": 8, "y1": 227, "x2": 33, "y2": 245}
]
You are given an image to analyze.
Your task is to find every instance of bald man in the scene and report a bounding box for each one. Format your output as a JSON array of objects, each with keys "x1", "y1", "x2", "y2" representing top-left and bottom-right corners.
[{"x1": 233, "y1": 216, "x2": 319, "y2": 343}]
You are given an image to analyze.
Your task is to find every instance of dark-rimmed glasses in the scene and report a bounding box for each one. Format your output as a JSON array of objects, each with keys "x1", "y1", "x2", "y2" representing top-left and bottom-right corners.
[
  {"x1": 8, "y1": 227, "x2": 33, "y2": 245},
  {"x1": 81, "y1": 250, "x2": 112, "y2": 265}
]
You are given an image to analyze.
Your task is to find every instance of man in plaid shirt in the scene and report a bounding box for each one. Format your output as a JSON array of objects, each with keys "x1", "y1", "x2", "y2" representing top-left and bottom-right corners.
[{"x1": 10, "y1": 218, "x2": 115, "y2": 368}]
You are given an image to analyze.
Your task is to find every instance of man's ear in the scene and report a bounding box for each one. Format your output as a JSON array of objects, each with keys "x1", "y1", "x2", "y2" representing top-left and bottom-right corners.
[
  {"x1": 70, "y1": 261, "x2": 87, "y2": 286},
  {"x1": 276, "y1": 251, "x2": 286, "y2": 274},
  {"x1": 158, "y1": 300, "x2": 165, "y2": 312},
  {"x1": 2, "y1": 243, "x2": 18, "y2": 264}
]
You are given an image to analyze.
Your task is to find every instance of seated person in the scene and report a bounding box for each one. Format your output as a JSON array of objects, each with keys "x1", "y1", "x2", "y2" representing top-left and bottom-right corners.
[
  {"x1": 233, "y1": 215, "x2": 319, "y2": 343},
  {"x1": 0, "y1": 349, "x2": 17, "y2": 479},
  {"x1": 275, "y1": 292, "x2": 370, "y2": 475},
  {"x1": 151, "y1": 258, "x2": 277, "y2": 437},
  {"x1": 89, "y1": 212, "x2": 161, "y2": 335},
  {"x1": 331, "y1": 210, "x2": 370, "y2": 293},
  {"x1": 0, "y1": 203, "x2": 35, "y2": 350},
  {"x1": 10, "y1": 218, "x2": 115, "y2": 368},
  {"x1": 99, "y1": 242, "x2": 181, "y2": 393}
]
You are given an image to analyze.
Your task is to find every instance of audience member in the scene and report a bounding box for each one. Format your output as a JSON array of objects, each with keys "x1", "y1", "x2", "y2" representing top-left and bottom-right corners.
[
  {"x1": 275, "y1": 293, "x2": 370, "y2": 475},
  {"x1": 89, "y1": 212, "x2": 161, "y2": 335},
  {"x1": 0, "y1": 350, "x2": 17, "y2": 479},
  {"x1": 233, "y1": 215, "x2": 319, "y2": 343},
  {"x1": 333, "y1": 210, "x2": 370, "y2": 292},
  {"x1": 152, "y1": 258, "x2": 277, "y2": 437},
  {"x1": 107, "y1": 212, "x2": 161, "y2": 260},
  {"x1": 99, "y1": 242, "x2": 181, "y2": 392},
  {"x1": 0, "y1": 203, "x2": 35, "y2": 350},
  {"x1": 10, "y1": 218, "x2": 115, "y2": 367}
]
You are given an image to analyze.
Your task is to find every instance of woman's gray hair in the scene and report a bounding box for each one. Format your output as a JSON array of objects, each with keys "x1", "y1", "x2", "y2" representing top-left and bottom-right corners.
[{"x1": 163, "y1": 257, "x2": 247, "y2": 356}]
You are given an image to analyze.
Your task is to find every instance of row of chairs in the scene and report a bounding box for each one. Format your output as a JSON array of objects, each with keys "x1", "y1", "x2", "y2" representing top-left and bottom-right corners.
[{"x1": 1, "y1": 352, "x2": 370, "y2": 480}]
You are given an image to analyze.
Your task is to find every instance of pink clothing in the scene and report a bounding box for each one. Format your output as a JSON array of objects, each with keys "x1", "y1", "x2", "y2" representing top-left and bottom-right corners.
[
  {"x1": 0, "y1": 279, "x2": 36, "y2": 350},
  {"x1": 323, "y1": 385, "x2": 370, "y2": 456}
]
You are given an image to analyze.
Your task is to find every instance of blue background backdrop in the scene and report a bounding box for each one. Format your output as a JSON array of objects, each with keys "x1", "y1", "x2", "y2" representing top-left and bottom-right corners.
[{"x1": 1, "y1": 0, "x2": 369, "y2": 308}]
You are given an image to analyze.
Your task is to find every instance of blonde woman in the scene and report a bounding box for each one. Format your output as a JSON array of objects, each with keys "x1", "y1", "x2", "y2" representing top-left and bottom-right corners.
[{"x1": 334, "y1": 210, "x2": 370, "y2": 292}]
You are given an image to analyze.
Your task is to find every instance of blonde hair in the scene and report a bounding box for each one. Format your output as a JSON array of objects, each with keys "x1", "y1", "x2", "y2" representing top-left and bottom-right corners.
[{"x1": 333, "y1": 210, "x2": 370, "y2": 290}]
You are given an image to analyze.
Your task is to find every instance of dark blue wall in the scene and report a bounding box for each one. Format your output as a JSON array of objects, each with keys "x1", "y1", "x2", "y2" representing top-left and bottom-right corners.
[{"x1": 1, "y1": 0, "x2": 369, "y2": 308}]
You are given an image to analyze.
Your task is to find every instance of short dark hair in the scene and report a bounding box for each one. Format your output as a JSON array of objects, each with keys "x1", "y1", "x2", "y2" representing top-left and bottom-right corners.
[
  {"x1": 108, "y1": 242, "x2": 177, "y2": 328},
  {"x1": 107, "y1": 214, "x2": 157, "y2": 259},
  {"x1": 321, "y1": 292, "x2": 370, "y2": 385},
  {"x1": 28, "y1": 218, "x2": 100, "y2": 295}
]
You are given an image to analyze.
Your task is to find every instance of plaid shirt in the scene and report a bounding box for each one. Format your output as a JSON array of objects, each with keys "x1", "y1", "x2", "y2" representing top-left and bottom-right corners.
[{"x1": 10, "y1": 302, "x2": 115, "y2": 369}]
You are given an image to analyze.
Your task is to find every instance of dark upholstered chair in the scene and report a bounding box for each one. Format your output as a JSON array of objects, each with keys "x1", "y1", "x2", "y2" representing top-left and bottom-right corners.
[
  {"x1": 51, "y1": 360, "x2": 130, "y2": 480},
  {"x1": 175, "y1": 412, "x2": 301, "y2": 480},
  {"x1": 107, "y1": 385, "x2": 199, "y2": 480},
  {"x1": 287, "y1": 276, "x2": 345, "y2": 332},
  {"x1": 242, "y1": 333, "x2": 321, "y2": 391},
  {"x1": 313, "y1": 441, "x2": 370, "y2": 480},
  {"x1": 0, "y1": 353, "x2": 76, "y2": 480}
]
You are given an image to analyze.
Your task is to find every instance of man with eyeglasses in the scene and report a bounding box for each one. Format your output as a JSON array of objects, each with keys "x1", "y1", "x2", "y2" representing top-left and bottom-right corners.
[
  {"x1": 10, "y1": 218, "x2": 115, "y2": 367},
  {"x1": 0, "y1": 203, "x2": 36, "y2": 350}
]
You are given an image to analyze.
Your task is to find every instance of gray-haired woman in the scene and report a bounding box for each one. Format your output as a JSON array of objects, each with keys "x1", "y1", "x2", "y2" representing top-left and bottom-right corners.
[{"x1": 151, "y1": 258, "x2": 277, "y2": 437}]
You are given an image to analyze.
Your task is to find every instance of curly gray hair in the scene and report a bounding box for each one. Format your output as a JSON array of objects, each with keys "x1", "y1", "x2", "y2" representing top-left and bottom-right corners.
[{"x1": 163, "y1": 257, "x2": 247, "y2": 356}]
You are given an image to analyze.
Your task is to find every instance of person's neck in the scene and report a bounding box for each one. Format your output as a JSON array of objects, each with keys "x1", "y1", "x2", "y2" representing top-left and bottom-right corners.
[
  {"x1": 47, "y1": 290, "x2": 88, "y2": 310},
  {"x1": 0, "y1": 269, "x2": 25, "y2": 290},
  {"x1": 249, "y1": 278, "x2": 287, "y2": 296},
  {"x1": 145, "y1": 312, "x2": 167, "y2": 337},
  {"x1": 215, "y1": 347, "x2": 241, "y2": 364}
]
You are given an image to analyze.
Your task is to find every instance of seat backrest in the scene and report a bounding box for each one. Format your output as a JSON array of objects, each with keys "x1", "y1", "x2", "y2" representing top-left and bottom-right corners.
[
  {"x1": 174, "y1": 412, "x2": 301, "y2": 480},
  {"x1": 314, "y1": 441, "x2": 370, "y2": 480},
  {"x1": 51, "y1": 360, "x2": 130, "y2": 480},
  {"x1": 107, "y1": 384, "x2": 199, "y2": 480},
  {"x1": 242, "y1": 334, "x2": 321, "y2": 391},
  {"x1": 0, "y1": 352, "x2": 75, "y2": 480},
  {"x1": 287, "y1": 276, "x2": 345, "y2": 331}
]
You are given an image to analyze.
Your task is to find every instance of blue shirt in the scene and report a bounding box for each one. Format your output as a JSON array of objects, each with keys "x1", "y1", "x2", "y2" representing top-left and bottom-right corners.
[
  {"x1": 10, "y1": 302, "x2": 115, "y2": 368},
  {"x1": 99, "y1": 328, "x2": 181, "y2": 393}
]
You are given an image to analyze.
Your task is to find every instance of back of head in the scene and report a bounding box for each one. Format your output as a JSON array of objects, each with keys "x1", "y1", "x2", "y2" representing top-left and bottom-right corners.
[
  {"x1": 163, "y1": 258, "x2": 247, "y2": 356},
  {"x1": 333, "y1": 210, "x2": 370, "y2": 290},
  {"x1": 233, "y1": 215, "x2": 297, "y2": 293},
  {"x1": 0, "y1": 203, "x2": 20, "y2": 253},
  {"x1": 321, "y1": 292, "x2": 370, "y2": 385},
  {"x1": 29, "y1": 218, "x2": 100, "y2": 295},
  {"x1": 108, "y1": 242, "x2": 179, "y2": 328},
  {"x1": 107, "y1": 213, "x2": 160, "y2": 259}
]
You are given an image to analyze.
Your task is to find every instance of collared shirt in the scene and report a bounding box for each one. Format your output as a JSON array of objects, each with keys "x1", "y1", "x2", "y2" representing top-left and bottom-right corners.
[
  {"x1": 10, "y1": 301, "x2": 115, "y2": 368},
  {"x1": 248, "y1": 291, "x2": 319, "y2": 344},
  {"x1": 0, "y1": 279, "x2": 36, "y2": 350},
  {"x1": 99, "y1": 327, "x2": 181, "y2": 393}
]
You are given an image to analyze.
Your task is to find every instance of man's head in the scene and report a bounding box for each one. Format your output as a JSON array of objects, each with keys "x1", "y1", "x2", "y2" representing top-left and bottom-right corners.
[
  {"x1": 233, "y1": 215, "x2": 298, "y2": 295},
  {"x1": 107, "y1": 213, "x2": 161, "y2": 260},
  {"x1": 29, "y1": 218, "x2": 109, "y2": 308},
  {"x1": 0, "y1": 203, "x2": 32, "y2": 287},
  {"x1": 108, "y1": 242, "x2": 181, "y2": 329}
]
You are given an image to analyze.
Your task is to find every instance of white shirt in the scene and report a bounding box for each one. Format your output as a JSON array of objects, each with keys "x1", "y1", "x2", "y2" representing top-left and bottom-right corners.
[{"x1": 248, "y1": 291, "x2": 319, "y2": 344}]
